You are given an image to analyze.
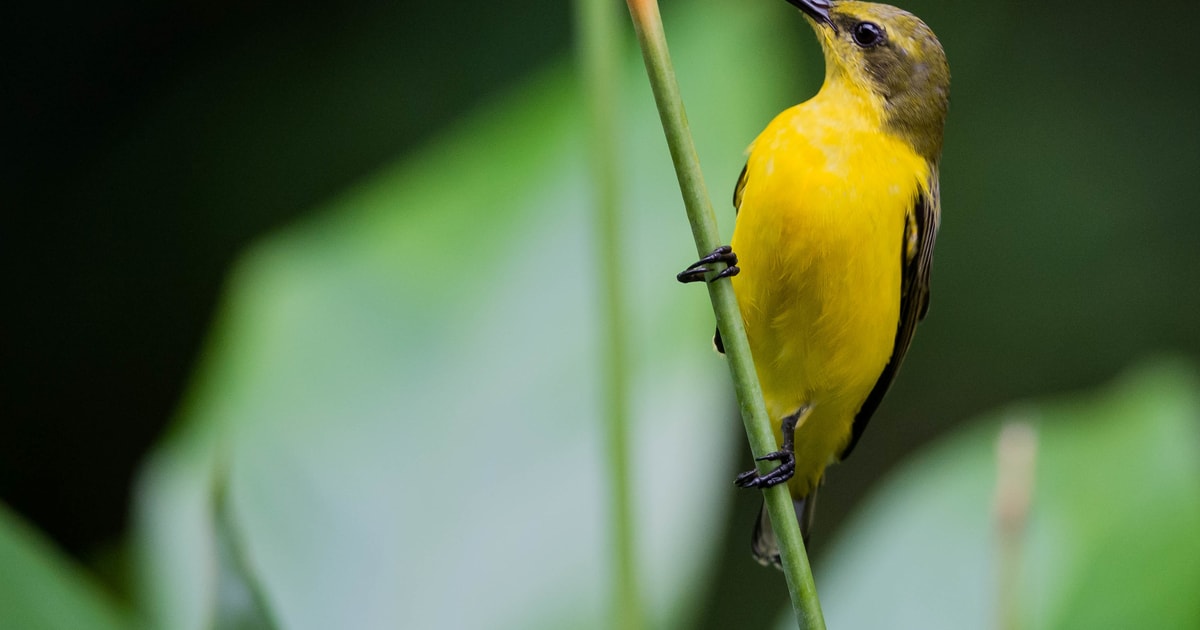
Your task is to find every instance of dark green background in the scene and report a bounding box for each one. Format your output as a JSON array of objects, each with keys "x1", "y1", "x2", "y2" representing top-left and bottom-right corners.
[{"x1": 6, "y1": 0, "x2": 1199, "y2": 623}]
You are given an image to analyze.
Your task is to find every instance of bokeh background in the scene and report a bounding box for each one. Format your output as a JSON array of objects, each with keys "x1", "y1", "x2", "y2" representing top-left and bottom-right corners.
[{"x1": 5, "y1": 0, "x2": 1199, "y2": 628}]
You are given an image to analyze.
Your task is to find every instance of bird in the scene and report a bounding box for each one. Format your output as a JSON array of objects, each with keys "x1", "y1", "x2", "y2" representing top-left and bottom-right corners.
[{"x1": 677, "y1": 0, "x2": 950, "y2": 568}]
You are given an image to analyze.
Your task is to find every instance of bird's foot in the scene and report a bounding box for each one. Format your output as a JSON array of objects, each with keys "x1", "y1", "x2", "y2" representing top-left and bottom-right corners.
[
  {"x1": 734, "y1": 449, "x2": 795, "y2": 489},
  {"x1": 677, "y1": 245, "x2": 739, "y2": 284}
]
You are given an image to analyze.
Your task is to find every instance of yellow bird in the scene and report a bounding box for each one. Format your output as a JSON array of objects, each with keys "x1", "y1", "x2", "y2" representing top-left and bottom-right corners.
[{"x1": 678, "y1": 0, "x2": 949, "y2": 567}]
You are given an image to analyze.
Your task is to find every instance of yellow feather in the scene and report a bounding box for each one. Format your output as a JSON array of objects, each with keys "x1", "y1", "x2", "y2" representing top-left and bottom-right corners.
[{"x1": 730, "y1": 79, "x2": 930, "y2": 497}]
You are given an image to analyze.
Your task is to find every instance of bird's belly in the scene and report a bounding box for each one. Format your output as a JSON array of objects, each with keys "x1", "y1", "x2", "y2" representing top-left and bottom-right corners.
[{"x1": 732, "y1": 221, "x2": 900, "y2": 422}]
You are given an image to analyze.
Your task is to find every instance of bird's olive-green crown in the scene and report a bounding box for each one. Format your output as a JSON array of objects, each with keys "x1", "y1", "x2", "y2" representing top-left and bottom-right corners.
[{"x1": 792, "y1": 0, "x2": 951, "y2": 161}]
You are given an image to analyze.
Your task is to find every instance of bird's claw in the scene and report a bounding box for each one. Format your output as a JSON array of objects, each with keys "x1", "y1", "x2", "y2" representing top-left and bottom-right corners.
[
  {"x1": 734, "y1": 450, "x2": 796, "y2": 489},
  {"x1": 677, "y1": 245, "x2": 739, "y2": 284}
]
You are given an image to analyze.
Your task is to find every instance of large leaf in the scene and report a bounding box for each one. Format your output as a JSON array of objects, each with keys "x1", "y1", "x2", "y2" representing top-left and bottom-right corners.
[
  {"x1": 0, "y1": 502, "x2": 132, "y2": 630},
  {"x1": 787, "y1": 359, "x2": 1200, "y2": 630},
  {"x1": 132, "y1": 1, "x2": 806, "y2": 628}
]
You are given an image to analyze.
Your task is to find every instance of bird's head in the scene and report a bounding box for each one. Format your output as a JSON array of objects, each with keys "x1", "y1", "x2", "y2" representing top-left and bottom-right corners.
[{"x1": 787, "y1": 0, "x2": 950, "y2": 161}]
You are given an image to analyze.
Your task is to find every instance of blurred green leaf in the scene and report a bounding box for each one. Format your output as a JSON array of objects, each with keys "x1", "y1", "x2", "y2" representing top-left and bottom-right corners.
[
  {"x1": 0, "y1": 503, "x2": 132, "y2": 630},
  {"x1": 787, "y1": 359, "x2": 1200, "y2": 630},
  {"x1": 133, "y1": 1, "x2": 806, "y2": 629}
]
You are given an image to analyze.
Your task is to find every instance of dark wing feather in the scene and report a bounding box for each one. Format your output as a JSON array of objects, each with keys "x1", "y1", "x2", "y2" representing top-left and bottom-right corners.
[
  {"x1": 839, "y1": 172, "x2": 941, "y2": 460},
  {"x1": 714, "y1": 163, "x2": 751, "y2": 355},
  {"x1": 732, "y1": 163, "x2": 748, "y2": 214}
]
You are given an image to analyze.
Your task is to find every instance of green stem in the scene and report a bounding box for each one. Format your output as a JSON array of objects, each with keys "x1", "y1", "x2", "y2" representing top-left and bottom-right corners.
[
  {"x1": 575, "y1": 0, "x2": 644, "y2": 628},
  {"x1": 623, "y1": 1, "x2": 826, "y2": 628}
]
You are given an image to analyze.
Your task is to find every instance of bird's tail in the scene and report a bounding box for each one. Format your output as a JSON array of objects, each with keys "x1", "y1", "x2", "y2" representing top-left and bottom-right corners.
[{"x1": 750, "y1": 488, "x2": 818, "y2": 570}]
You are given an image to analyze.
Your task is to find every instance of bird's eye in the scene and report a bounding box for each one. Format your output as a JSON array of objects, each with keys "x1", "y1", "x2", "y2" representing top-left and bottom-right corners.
[{"x1": 852, "y1": 21, "x2": 884, "y2": 47}]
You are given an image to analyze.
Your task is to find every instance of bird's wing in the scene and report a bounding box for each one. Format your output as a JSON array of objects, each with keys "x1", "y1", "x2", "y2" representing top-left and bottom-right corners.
[
  {"x1": 713, "y1": 163, "x2": 751, "y2": 355},
  {"x1": 839, "y1": 171, "x2": 941, "y2": 460},
  {"x1": 732, "y1": 163, "x2": 749, "y2": 215}
]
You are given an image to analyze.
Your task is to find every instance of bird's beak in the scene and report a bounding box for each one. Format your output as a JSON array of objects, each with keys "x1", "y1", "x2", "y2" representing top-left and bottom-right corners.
[{"x1": 784, "y1": 0, "x2": 835, "y2": 29}]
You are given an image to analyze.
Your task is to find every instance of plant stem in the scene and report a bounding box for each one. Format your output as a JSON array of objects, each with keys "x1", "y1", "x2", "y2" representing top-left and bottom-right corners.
[
  {"x1": 623, "y1": 1, "x2": 826, "y2": 628},
  {"x1": 995, "y1": 420, "x2": 1038, "y2": 630},
  {"x1": 575, "y1": 0, "x2": 644, "y2": 628}
]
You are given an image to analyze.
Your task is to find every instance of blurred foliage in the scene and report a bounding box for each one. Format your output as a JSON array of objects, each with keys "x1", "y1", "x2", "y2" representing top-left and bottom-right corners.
[
  {"x1": 0, "y1": 504, "x2": 131, "y2": 630},
  {"x1": 134, "y1": 3, "x2": 793, "y2": 628},
  {"x1": 807, "y1": 359, "x2": 1200, "y2": 630},
  {"x1": 4, "y1": 0, "x2": 1200, "y2": 628},
  {"x1": 5, "y1": 0, "x2": 576, "y2": 555}
]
